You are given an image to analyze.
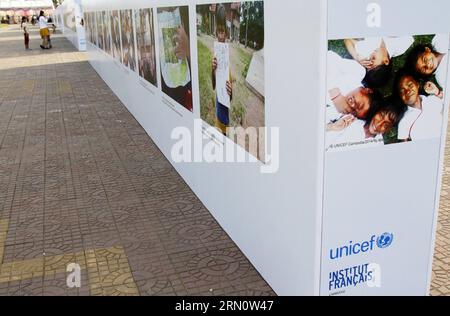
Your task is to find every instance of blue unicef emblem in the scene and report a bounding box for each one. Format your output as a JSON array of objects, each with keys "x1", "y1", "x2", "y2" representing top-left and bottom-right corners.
[{"x1": 377, "y1": 233, "x2": 394, "y2": 249}]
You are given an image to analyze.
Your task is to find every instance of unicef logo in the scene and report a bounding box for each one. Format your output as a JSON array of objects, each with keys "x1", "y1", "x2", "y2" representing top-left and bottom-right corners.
[{"x1": 376, "y1": 233, "x2": 394, "y2": 249}]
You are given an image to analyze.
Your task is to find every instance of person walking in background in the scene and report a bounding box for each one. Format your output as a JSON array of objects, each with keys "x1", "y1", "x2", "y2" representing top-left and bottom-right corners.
[
  {"x1": 39, "y1": 11, "x2": 51, "y2": 49},
  {"x1": 23, "y1": 20, "x2": 30, "y2": 50}
]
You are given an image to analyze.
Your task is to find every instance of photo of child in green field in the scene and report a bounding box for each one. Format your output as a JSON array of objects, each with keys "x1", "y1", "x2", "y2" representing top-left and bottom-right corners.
[
  {"x1": 211, "y1": 4, "x2": 233, "y2": 134},
  {"x1": 197, "y1": 1, "x2": 265, "y2": 161}
]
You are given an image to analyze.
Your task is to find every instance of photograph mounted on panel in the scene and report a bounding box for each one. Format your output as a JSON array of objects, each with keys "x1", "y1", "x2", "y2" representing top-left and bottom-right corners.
[
  {"x1": 87, "y1": 12, "x2": 95, "y2": 45},
  {"x1": 64, "y1": 7, "x2": 76, "y2": 33},
  {"x1": 120, "y1": 10, "x2": 137, "y2": 71},
  {"x1": 157, "y1": 6, "x2": 193, "y2": 112},
  {"x1": 326, "y1": 34, "x2": 449, "y2": 152},
  {"x1": 83, "y1": 12, "x2": 88, "y2": 42},
  {"x1": 96, "y1": 11, "x2": 104, "y2": 50},
  {"x1": 102, "y1": 11, "x2": 112, "y2": 55},
  {"x1": 84, "y1": 12, "x2": 89, "y2": 43},
  {"x1": 111, "y1": 10, "x2": 122, "y2": 62},
  {"x1": 135, "y1": 8, "x2": 158, "y2": 87},
  {"x1": 197, "y1": 2, "x2": 265, "y2": 161}
]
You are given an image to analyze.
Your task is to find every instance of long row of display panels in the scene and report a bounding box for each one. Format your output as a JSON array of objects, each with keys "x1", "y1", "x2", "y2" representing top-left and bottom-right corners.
[{"x1": 84, "y1": 3, "x2": 266, "y2": 161}]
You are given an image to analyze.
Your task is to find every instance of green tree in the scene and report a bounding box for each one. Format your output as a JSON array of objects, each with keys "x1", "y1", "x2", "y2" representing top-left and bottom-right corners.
[{"x1": 240, "y1": 1, "x2": 264, "y2": 50}]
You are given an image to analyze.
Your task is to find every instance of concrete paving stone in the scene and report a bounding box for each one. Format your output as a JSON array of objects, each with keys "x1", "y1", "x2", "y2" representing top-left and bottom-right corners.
[{"x1": 0, "y1": 277, "x2": 44, "y2": 296}]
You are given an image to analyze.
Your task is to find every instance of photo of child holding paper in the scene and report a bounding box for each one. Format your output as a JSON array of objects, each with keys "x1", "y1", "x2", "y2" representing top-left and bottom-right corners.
[
  {"x1": 197, "y1": 2, "x2": 265, "y2": 161},
  {"x1": 135, "y1": 8, "x2": 158, "y2": 87},
  {"x1": 212, "y1": 5, "x2": 233, "y2": 134},
  {"x1": 120, "y1": 9, "x2": 137, "y2": 71}
]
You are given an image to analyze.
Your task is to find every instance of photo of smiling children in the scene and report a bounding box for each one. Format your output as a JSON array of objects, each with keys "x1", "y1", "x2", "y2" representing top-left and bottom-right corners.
[
  {"x1": 326, "y1": 34, "x2": 449, "y2": 152},
  {"x1": 157, "y1": 6, "x2": 193, "y2": 111},
  {"x1": 96, "y1": 11, "x2": 104, "y2": 50},
  {"x1": 197, "y1": 2, "x2": 265, "y2": 161}
]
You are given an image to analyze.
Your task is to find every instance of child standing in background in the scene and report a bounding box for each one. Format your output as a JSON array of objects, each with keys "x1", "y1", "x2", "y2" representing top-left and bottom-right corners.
[
  {"x1": 23, "y1": 21, "x2": 30, "y2": 50},
  {"x1": 211, "y1": 4, "x2": 233, "y2": 135}
]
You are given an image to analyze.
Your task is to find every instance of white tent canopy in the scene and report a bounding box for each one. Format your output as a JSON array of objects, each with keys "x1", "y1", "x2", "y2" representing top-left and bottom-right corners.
[{"x1": 0, "y1": 0, "x2": 54, "y2": 10}]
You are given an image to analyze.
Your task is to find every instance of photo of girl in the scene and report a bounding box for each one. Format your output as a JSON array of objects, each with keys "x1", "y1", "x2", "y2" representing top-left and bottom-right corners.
[
  {"x1": 120, "y1": 10, "x2": 137, "y2": 71},
  {"x1": 111, "y1": 11, "x2": 121, "y2": 63},
  {"x1": 157, "y1": 6, "x2": 193, "y2": 111},
  {"x1": 406, "y1": 34, "x2": 449, "y2": 96},
  {"x1": 135, "y1": 8, "x2": 158, "y2": 87},
  {"x1": 326, "y1": 34, "x2": 449, "y2": 152}
]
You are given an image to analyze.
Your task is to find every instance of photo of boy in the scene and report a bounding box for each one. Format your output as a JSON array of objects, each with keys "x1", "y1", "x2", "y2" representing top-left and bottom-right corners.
[
  {"x1": 157, "y1": 6, "x2": 193, "y2": 111},
  {"x1": 111, "y1": 11, "x2": 121, "y2": 62},
  {"x1": 135, "y1": 9, "x2": 158, "y2": 87},
  {"x1": 120, "y1": 10, "x2": 137, "y2": 71},
  {"x1": 326, "y1": 34, "x2": 449, "y2": 152},
  {"x1": 406, "y1": 34, "x2": 449, "y2": 95},
  {"x1": 326, "y1": 50, "x2": 382, "y2": 126},
  {"x1": 197, "y1": 2, "x2": 265, "y2": 161},
  {"x1": 394, "y1": 70, "x2": 444, "y2": 141}
]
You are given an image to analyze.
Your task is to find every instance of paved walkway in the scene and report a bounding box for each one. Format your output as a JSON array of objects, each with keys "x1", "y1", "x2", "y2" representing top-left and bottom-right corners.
[
  {"x1": 0, "y1": 25, "x2": 273, "y2": 296},
  {"x1": 0, "y1": 25, "x2": 448, "y2": 296}
]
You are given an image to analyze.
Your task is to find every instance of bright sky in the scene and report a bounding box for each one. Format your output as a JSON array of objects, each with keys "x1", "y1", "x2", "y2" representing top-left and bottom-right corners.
[{"x1": 0, "y1": 0, "x2": 54, "y2": 10}]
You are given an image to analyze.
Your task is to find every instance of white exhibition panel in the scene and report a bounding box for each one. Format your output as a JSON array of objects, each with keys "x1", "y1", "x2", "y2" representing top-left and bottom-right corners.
[
  {"x1": 56, "y1": 0, "x2": 450, "y2": 295},
  {"x1": 55, "y1": 0, "x2": 86, "y2": 51},
  {"x1": 80, "y1": 0, "x2": 326, "y2": 296},
  {"x1": 322, "y1": 0, "x2": 450, "y2": 296}
]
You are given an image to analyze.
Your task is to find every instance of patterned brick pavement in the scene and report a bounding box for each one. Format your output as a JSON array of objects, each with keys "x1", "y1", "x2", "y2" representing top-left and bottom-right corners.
[
  {"x1": 0, "y1": 25, "x2": 274, "y2": 296},
  {"x1": 430, "y1": 130, "x2": 450, "y2": 296},
  {"x1": 0, "y1": 24, "x2": 448, "y2": 296}
]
